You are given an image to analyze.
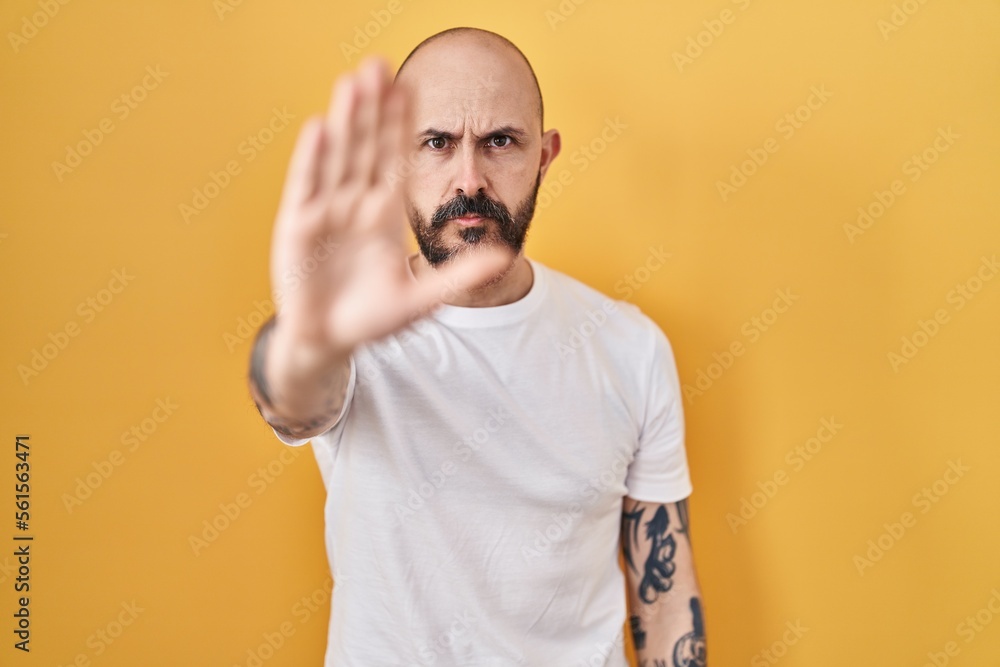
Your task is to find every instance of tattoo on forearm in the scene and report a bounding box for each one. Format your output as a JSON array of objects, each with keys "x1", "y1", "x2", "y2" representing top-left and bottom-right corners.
[
  {"x1": 671, "y1": 596, "x2": 706, "y2": 667},
  {"x1": 247, "y1": 316, "x2": 348, "y2": 438},
  {"x1": 630, "y1": 614, "x2": 647, "y2": 650},
  {"x1": 622, "y1": 503, "x2": 677, "y2": 604},
  {"x1": 676, "y1": 498, "x2": 690, "y2": 540},
  {"x1": 264, "y1": 399, "x2": 342, "y2": 438}
]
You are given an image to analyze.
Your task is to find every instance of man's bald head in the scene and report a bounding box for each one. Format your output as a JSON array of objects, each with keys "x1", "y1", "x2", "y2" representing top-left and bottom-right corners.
[
  {"x1": 392, "y1": 27, "x2": 561, "y2": 273},
  {"x1": 394, "y1": 27, "x2": 544, "y2": 131}
]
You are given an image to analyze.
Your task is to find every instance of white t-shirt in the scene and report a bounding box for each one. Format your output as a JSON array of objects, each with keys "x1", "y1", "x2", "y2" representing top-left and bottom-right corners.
[{"x1": 273, "y1": 255, "x2": 692, "y2": 667}]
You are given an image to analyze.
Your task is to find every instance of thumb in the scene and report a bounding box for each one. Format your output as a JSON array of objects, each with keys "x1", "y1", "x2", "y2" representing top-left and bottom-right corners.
[{"x1": 403, "y1": 246, "x2": 517, "y2": 321}]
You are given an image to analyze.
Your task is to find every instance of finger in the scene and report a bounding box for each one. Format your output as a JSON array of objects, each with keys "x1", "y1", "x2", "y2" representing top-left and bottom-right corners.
[
  {"x1": 403, "y1": 245, "x2": 517, "y2": 321},
  {"x1": 278, "y1": 115, "x2": 325, "y2": 213},
  {"x1": 374, "y1": 80, "x2": 409, "y2": 193},
  {"x1": 351, "y1": 57, "x2": 388, "y2": 186},
  {"x1": 324, "y1": 73, "x2": 358, "y2": 188}
]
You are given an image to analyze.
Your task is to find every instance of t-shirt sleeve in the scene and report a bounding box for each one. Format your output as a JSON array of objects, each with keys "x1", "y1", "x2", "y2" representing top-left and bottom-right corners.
[
  {"x1": 624, "y1": 325, "x2": 693, "y2": 503},
  {"x1": 270, "y1": 355, "x2": 357, "y2": 447}
]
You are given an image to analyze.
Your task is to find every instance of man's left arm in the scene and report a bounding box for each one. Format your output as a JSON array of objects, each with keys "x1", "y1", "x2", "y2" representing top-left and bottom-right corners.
[{"x1": 620, "y1": 496, "x2": 706, "y2": 667}]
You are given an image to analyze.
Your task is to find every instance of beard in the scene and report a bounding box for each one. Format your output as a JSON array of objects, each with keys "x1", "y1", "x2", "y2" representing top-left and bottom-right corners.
[{"x1": 408, "y1": 171, "x2": 541, "y2": 268}]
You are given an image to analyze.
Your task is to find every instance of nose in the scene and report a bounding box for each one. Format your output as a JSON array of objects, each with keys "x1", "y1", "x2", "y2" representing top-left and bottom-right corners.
[{"x1": 453, "y1": 144, "x2": 488, "y2": 197}]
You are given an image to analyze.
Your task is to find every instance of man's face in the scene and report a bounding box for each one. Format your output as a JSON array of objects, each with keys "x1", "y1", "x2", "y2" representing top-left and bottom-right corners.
[{"x1": 394, "y1": 37, "x2": 555, "y2": 267}]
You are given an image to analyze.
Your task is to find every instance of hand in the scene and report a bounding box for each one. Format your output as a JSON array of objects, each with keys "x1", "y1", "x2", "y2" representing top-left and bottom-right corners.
[{"x1": 267, "y1": 56, "x2": 513, "y2": 370}]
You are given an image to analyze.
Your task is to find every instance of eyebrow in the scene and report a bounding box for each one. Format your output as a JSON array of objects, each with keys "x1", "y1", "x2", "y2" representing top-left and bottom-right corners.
[{"x1": 417, "y1": 124, "x2": 530, "y2": 143}]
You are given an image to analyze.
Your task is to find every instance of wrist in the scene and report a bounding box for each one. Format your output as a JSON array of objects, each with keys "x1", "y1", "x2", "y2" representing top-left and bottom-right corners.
[{"x1": 267, "y1": 318, "x2": 351, "y2": 386}]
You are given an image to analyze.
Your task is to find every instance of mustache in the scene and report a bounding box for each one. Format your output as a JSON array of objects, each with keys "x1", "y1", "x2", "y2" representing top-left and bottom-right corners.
[{"x1": 430, "y1": 193, "x2": 511, "y2": 228}]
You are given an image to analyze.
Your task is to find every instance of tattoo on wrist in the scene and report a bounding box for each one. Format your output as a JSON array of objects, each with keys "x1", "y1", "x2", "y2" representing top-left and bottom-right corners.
[
  {"x1": 249, "y1": 348, "x2": 349, "y2": 439},
  {"x1": 630, "y1": 614, "x2": 647, "y2": 651},
  {"x1": 671, "y1": 596, "x2": 706, "y2": 667},
  {"x1": 677, "y1": 498, "x2": 690, "y2": 541}
]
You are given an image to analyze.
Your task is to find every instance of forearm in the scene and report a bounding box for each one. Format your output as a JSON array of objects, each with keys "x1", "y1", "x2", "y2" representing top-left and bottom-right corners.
[
  {"x1": 247, "y1": 315, "x2": 352, "y2": 439},
  {"x1": 629, "y1": 581, "x2": 704, "y2": 666},
  {"x1": 621, "y1": 497, "x2": 706, "y2": 666}
]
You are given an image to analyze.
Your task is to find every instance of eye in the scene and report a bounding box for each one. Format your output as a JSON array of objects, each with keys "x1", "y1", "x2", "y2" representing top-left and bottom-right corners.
[
  {"x1": 488, "y1": 135, "x2": 512, "y2": 148},
  {"x1": 426, "y1": 137, "x2": 447, "y2": 150}
]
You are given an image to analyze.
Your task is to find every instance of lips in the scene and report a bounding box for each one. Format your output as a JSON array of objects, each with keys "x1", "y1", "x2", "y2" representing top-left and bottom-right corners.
[{"x1": 453, "y1": 215, "x2": 486, "y2": 226}]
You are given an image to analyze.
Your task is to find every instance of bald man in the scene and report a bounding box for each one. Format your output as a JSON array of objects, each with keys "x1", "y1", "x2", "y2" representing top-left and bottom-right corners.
[{"x1": 248, "y1": 27, "x2": 705, "y2": 667}]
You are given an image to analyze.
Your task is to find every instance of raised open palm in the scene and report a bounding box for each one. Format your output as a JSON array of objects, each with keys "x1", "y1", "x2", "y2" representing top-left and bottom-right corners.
[{"x1": 268, "y1": 56, "x2": 513, "y2": 366}]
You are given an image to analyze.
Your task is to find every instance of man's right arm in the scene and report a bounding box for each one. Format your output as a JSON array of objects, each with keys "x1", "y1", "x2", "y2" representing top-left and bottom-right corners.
[
  {"x1": 247, "y1": 315, "x2": 352, "y2": 440},
  {"x1": 245, "y1": 57, "x2": 512, "y2": 441}
]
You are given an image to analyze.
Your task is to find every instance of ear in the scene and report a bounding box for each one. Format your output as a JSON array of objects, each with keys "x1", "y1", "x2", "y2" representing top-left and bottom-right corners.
[{"x1": 538, "y1": 128, "x2": 561, "y2": 182}]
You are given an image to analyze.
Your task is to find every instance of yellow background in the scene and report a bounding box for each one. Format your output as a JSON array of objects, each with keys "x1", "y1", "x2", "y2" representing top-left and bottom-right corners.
[{"x1": 2, "y1": 0, "x2": 998, "y2": 665}]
